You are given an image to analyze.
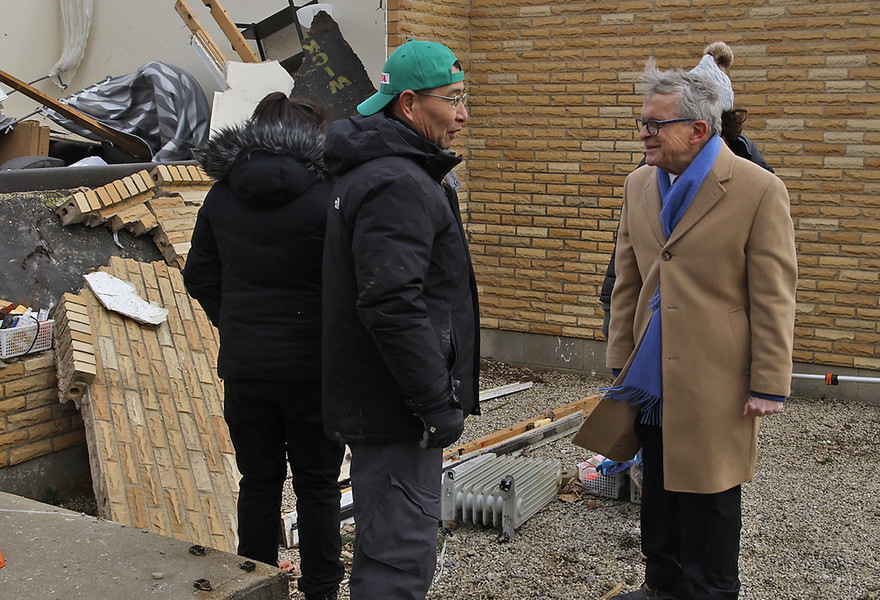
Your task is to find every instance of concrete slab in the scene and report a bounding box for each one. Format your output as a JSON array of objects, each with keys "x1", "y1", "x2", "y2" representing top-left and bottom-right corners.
[{"x1": 0, "y1": 491, "x2": 288, "y2": 599}]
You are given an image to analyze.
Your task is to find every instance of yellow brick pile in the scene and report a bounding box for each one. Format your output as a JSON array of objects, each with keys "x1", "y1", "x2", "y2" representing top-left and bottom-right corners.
[
  {"x1": 0, "y1": 353, "x2": 84, "y2": 468},
  {"x1": 54, "y1": 165, "x2": 212, "y2": 269},
  {"x1": 53, "y1": 292, "x2": 98, "y2": 408}
]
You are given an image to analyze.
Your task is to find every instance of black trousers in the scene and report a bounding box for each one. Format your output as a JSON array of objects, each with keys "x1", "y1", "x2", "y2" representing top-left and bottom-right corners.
[
  {"x1": 638, "y1": 424, "x2": 742, "y2": 600},
  {"x1": 224, "y1": 380, "x2": 345, "y2": 597},
  {"x1": 348, "y1": 440, "x2": 443, "y2": 600}
]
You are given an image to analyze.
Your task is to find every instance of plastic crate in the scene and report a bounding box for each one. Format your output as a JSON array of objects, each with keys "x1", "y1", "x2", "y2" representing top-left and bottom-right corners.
[
  {"x1": 578, "y1": 465, "x2": 628, "y2": 499},
  {"x1": 630, "y1": 483, "x2": 641, "y2": 504},
  {"x1": 0, "y1": 319, "x2": 54, "y2": 359}
]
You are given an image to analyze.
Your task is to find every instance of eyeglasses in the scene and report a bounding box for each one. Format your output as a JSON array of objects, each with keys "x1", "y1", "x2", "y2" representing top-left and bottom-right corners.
[
  {"x1": 635, "y1": 118, "x2": 695, "y2": 136},
  {"x1": 415, "y1": 91, "x2": 468, "y2": 109}
]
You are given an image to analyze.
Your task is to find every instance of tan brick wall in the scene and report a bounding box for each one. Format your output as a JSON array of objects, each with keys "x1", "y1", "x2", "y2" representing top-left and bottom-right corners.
[
  {"x1": 398, "y1": 1, "x2": 880, "y2": 371},
  {"x1": 0, "y1": 352, "x2": 85, "y2": 468}
]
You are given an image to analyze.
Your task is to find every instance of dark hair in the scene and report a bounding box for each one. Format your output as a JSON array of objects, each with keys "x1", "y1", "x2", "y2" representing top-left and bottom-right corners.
[
  {"x1": 721, "y1": 108, "x2": 748, "y2": 146},
  {"x1": 250, "y1": 92, "x2": 330, "y2": 131}
]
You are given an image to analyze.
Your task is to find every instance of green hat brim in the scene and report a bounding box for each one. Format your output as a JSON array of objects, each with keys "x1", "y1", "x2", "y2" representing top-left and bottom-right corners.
[{"x1": 357, "y1": 90, "x2": 397, "y2": 116}]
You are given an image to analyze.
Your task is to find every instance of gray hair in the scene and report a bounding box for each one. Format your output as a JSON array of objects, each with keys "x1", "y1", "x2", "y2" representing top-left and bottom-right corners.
[{"x1": 640, "y1": 59, "x2": 723, "y2": 136}]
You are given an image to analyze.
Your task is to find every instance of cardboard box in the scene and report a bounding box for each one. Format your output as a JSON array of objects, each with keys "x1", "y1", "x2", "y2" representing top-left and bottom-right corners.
[{"x1": 0, "y1": 120, "x2": 50, "y2": 165}]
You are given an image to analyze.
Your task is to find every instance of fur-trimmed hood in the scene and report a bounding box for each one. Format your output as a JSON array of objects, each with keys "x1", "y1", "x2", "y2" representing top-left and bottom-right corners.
[{"x1": 195, "y1": 119, "x2": 329, "y2": 208}]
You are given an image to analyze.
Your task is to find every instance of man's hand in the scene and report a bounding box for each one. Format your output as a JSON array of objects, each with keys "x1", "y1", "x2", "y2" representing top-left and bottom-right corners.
[
  {"x1": 743, "y1": 395, "x2": 785, "y2": 417},
  {"x1": 418, "y1": 402, "x2": 464, "y2": 449}
]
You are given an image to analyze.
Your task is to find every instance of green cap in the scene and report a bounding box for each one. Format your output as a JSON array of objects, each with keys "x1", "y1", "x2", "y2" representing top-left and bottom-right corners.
[{"x1": 357, "y1": 39, "x2": 464, "y2": 116}]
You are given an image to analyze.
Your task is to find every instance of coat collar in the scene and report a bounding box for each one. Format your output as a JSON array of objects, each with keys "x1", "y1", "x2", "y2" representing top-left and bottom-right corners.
[{"x1": 639, "y1": 143, "x2": 736, "y2": 247}]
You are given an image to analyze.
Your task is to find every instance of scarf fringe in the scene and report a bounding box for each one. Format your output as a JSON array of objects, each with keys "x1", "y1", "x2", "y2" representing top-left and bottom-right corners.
[
  {"x1": 602, "y1": 384, "x2": 660, "y2": 409},
  {"x1": 601, "y1": 384, "x2": 663, "y2": 427}
]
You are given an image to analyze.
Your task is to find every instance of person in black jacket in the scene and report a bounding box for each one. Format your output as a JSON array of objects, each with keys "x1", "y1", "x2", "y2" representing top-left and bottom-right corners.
[
  {"x1": 183, "y1": 93, "x2": 344, "y2": 600},
  {"x1": 322, "y1": 39, "x2": 480, "y2": 599}
]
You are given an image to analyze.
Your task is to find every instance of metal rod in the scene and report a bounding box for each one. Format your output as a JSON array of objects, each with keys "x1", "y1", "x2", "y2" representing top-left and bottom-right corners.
[
  {"x1": 3, "y1": 75, "x2": 52, "y2": 96},
  {"x1": 3, "y1": 109, "x2": 42, "y2": 133},
  {"x1": 792, "y1": 373, "x2": 880, "y2": 385}
]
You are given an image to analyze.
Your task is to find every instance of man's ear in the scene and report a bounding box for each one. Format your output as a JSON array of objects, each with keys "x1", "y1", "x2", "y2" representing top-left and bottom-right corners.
[
  {"x1": 690, "y1": 120, "x2": 711, "y2": 145},
  {"x1": 396, "y1": 90, "x2": 417, "y2": 121}
]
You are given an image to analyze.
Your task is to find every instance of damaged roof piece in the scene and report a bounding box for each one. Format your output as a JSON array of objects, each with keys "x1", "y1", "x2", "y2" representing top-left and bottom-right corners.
[
  {"x1": 0, "y1": 190, "x2": 162, "y2": 312},
  {"x1": 55, "y1": 256, "x2": 240, "y2": 552},
  {"x1": 287, "y1": 10, "x2": 377, "y2": 120},
  {"x1": 1, "y1": 164, "x2": 210, "y2": 312}
]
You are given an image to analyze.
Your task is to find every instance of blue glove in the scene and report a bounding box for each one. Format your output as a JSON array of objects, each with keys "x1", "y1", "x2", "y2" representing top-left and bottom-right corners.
[{"x1": 596, "y1": 459, "x2": 635, "y2": 476}]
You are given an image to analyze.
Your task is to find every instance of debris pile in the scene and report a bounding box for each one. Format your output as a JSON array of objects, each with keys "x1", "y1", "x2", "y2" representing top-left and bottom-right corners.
[{"x1": 55, "y1": 165, "x2": 210, "y2": 267}]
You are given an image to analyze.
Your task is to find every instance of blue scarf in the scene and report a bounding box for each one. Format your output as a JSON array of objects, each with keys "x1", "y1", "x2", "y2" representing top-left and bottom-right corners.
[{"x1": 603, "y1": 135, "x2": 722, "y2": 425}]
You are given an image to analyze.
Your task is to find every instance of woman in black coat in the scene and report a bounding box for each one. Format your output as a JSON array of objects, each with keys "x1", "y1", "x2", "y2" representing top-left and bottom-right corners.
[{"x1": 183, "y1": 93, "x2": 343, "y2": 600}]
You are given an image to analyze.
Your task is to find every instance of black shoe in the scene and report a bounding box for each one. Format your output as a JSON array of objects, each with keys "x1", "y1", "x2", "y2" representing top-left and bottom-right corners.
[
  {"x1": 304, "y1": 589, "x2": 338, "y2": 600},
  {"x1": 611, "y1": 584, "x2": 678, "y2": 600}
]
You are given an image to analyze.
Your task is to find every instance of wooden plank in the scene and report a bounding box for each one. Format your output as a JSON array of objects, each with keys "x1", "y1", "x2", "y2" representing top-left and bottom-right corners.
[
  {"x1": 174, "y1": 0, "x2": 230, "y2": 68},
  {"x1": 445, "y1": 394, "x2": 601, "y2": 458},
  {"x1": 443, "y1": 411, "x2": 586, "y2": 471},
  {"x1": 199, "y1": 0, "x2": 260, "y2": 63},
  {"x1": 0, "y1": 69, "x2": 152, "y2": 160}
]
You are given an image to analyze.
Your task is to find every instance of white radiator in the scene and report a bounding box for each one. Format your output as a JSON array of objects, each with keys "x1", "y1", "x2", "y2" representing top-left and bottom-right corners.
[{"x1": 441, "y1": 453, "x2": 561, "y2": 540}]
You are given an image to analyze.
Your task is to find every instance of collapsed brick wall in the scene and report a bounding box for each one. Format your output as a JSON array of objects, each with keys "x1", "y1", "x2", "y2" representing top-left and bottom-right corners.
[
  {"x1": 0, "y1": 352, "x2": 85, "y2": 468},
  {"x1": 1, "y1": 167, "x2": 209, "y2": 495},
  {"x1": 397, "y1": 1, "x2": 880, "y2": 372}
]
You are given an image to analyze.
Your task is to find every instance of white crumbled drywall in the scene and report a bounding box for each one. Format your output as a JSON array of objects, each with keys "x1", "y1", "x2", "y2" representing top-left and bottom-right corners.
[{"x1": 84, "y1": 271, "x2": 168, "y2": 325}]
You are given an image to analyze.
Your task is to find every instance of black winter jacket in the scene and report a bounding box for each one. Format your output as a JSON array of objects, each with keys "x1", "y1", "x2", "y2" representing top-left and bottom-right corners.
[
  {"x1": 321, "y1": 113, "x2": 480, "y2": 445},
  {"x1": 183, "y1": 119, "x2": 332, "y2": 382}
]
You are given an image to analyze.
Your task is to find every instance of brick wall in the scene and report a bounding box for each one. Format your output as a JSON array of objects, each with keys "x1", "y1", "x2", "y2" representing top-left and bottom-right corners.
[
  {"x1": 0, "y1": 352, "x2": 85, "y2": 468},
  {"x1": 398, "y1": 1, "x2": 880, "y2": 372}
]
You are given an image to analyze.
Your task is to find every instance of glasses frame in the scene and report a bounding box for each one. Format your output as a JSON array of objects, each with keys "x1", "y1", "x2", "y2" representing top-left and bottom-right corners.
[
  {"x1": 415, "y1": 90, "x2": 468, "y2": 109},
  {"x1": 635, "y1": 117, "x2": 695, "y2": 136}
]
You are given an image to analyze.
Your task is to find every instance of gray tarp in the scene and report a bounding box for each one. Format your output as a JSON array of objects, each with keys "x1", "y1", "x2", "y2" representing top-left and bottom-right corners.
[{"x1": 42, "y1": 61, "x2": 210, "y2": 162}]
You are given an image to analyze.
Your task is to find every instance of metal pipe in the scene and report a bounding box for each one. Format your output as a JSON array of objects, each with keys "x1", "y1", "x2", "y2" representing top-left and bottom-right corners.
[
  {"x1": 3, "y1": 75, "x2": 52, "y2": 96},
  {"x1": 792, "y1": 373, "x2": 880, "y2": 385},
  {"x1": 3, "y1": 109, "x2": 43, "y2": 133}
]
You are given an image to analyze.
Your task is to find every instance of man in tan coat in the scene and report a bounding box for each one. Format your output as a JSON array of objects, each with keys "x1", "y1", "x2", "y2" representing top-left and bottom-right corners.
[{"x1": 578, "y1": 60, "x2": 797, "y2": 600}]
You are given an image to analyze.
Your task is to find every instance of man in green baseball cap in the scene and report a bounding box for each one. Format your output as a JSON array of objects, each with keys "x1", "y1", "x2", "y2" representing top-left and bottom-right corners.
[
  {"x1": 321, "y1": 39, "x2": 478, "y2": 599},
  {"x1": 356, "y1": 39, "x2": 465, "y2": 117}
]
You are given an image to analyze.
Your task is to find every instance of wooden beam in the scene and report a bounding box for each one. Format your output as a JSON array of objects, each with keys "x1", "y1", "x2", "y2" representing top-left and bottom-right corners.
[
  {"x1": 174, "y1": 0, "x2": 229, "y2": 71},
  {"x1": 200, "y1": 0, "x2": 260, "y2": 63},
  {"x1": 0, "y1": 69, "x2": 152, "y2": 160},
  {"x1": 444, "y1": 393, "x2": 602, "y2": 459}
]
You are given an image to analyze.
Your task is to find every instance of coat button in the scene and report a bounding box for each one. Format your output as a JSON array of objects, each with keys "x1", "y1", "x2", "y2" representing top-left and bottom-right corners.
[{"x1": 661, "y1": 251, "x2": 672, "y2": 261}]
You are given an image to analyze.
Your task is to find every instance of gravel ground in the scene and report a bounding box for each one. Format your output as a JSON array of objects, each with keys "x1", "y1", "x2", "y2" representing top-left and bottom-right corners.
[{"x1": 280, "y1": 359, "x2": 880, "y2": 600}]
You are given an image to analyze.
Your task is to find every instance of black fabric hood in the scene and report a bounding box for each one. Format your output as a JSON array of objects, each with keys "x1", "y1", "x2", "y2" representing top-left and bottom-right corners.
[
  {"x1": 195, "y1": 119, "x2": 329, "y2": 208},
  {"x1": 323, "y1": 113, "x2": 462, "y2": 182}
]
